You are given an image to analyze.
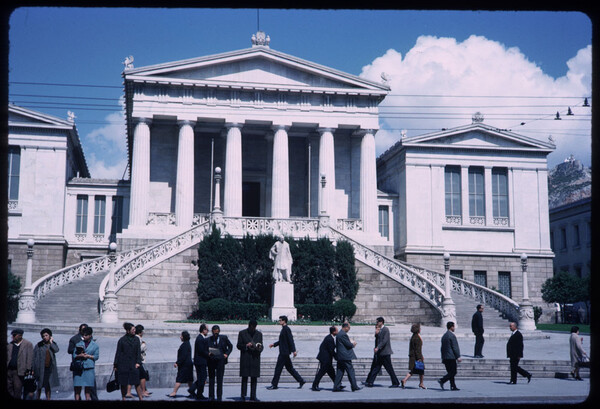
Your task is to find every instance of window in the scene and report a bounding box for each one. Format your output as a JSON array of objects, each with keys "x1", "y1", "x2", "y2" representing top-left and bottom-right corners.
[
  {"x1": 111, "y1": 196, "x2": 124, "y2": 235},
  {"x1": 550, "y1": 230, "x2": 555, "y2": 251},
  {"x1": 450, "y1": 270, "x2": 463, "y2": 279},
  {"x1": 573, "y1": 224, "x2": 580, "y2": 247},
  {"x1": 474, "y1": 270, "x2": 487, "y2": 287},
  {"x1": 93, "y1": 196, "x2": 106, "y2": 234},
  {"x1": 498, "y1": 271, "x2": 512, "y2": 298},
  {"x1": 7, "y1": 146, "x2": 20, "y2": 201},
  {"x1": 444, "y1": 166, "x2": 461, "y2": 217},
  {"x1": 76, "y1": 195, "x2": 88, "y2": 234},
  {"x1": 560, "y1": 228, "x2": 567, "y2": 250},
  {"x1": 492, "y1": 168, "x2": 508, "y2": 219},
  {"x1": 468, "y1": 167, "x2": 485, "y2": 218},
  {"x1": 378, "y1": 205, "x2": 389, "y2": 239}
]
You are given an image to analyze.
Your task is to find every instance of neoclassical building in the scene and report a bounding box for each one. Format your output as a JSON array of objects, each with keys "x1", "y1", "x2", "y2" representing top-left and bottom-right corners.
[{"x1": 9, "y1": 33, "x2": 553, "y2": 326}]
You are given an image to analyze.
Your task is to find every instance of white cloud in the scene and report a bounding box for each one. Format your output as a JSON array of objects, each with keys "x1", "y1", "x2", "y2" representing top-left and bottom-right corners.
[
  {"x1": 361, "y1": 36, "x2": 592, "y2": 167},
  {"x1": 87, "y1": 152, "x2": 128, "y2": 180}
]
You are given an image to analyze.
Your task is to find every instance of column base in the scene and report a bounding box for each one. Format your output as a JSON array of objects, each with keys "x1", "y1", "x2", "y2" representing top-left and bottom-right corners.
[
  {"x1": 16, "y1": 293, "x2": 36, "y2": 324},
  {"x1": 270, "y1": 281, "x2": 297, "y2": 321}
]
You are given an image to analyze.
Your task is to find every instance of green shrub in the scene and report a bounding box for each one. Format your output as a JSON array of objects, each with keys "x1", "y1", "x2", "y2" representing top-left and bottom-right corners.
[
  {"x1": 333, "y1": 299, "x2": 357, "y2": 322},
  {"x1": 190, "y1": 298, "x2": 269, "y2": 321},
  {"x1": 6, "y1": 268, "x2": 21, "y2": 323}
]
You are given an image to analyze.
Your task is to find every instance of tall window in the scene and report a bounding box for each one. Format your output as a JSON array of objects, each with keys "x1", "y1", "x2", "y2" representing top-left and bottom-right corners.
[
  {"x1": 560, "y1": 228, "x2": 567, "y2": 250},
  {"x1": 498, "y1": 271, "x2": 512, "y2": 298},
  {"x1": 573, "y1": 224, "x2": 580, "y2": 247},
  {"x1": 94, "y1": 196, "x2": 106, "y2": 234},
  {"x1": 492, "y1": 168, "x2": 508, "y2": 219},
  {"x1": 468, "y1": 167, "x2": 485, "y2": 217},
  {"x1": 378, "y1": 205, "x2": 389, "y2": 239},
  {"x1": 444, "y1": 166, "x2": 461, "y2": 217},
  {"x1": 450, "y1": 270, "x2": 463, "y2": 279},
  {"x1": 76, "y1": 195, "x2": 88, "y2": 234},
  {"x1": 474, "y1": 270, "x2": 487, "y2": 287},
  {"x1": 7, "y1": 146, "x2": 20, "y2": 201},
  {"x1": 111, "y1": 196, "x2": 124, "y2": 235}
]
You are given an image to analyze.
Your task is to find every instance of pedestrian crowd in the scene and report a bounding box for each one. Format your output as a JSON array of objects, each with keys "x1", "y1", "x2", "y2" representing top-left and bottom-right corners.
[{"x1": 6, "y1": 306, "x2": 591, "y2": 401}]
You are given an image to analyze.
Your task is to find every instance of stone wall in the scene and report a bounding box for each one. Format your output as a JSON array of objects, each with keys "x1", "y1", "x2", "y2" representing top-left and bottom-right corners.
[
  {"x1": 7, "y1": 242, "x2": 65, "y2": 283},
  {"x1": 352, "y1": 260, "x2": 440, "y2": 326}
]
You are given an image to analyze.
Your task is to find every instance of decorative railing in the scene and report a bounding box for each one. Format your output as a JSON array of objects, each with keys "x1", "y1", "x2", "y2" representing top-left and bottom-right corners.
[
  {"x1": 445, "y1": 215, "x2": 462, "y2": 225},
  {"x1": 469, "y1": 216, "x2": 485, "y2": 225},
  {"x1": 336, "y1": 218, "x2": 364, "y2": 231},
  {"x1": 328, "y1": 227, "x2": 445, "y2": 312},
  {"x1": 99, "y1": 220, "x2": 211, "y2": 301},
  {"x1": 30, "y1": 245, "x2": 152, "y2": 302},
  {"x1": 193, "y1": 213, "x2": 210, "y2": 226},
  {"x1": 391, "y1": 259, "x2": 520, "y2": 322},
  {"x1": 493, "y1": 217, "x2": 509, "y2": 226},
  {"x1": 219, "y1": 217, "x2": 320, "y2": 239},
  {"x1": 8, "y1": 200, "x2": 18, "y2": 210}
]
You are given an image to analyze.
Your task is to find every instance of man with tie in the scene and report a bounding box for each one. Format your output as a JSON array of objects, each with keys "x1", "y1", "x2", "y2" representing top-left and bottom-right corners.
[
  {"x1": 438, "y1": 321, "x2": 461, "y2": 391},
  {"x1": 267, "y1": 315, "x2": 305, "y2": 389},
  {"x1": 365, "y1": 317, "x2": 400, "y2": 387},
  {"x1": 311, "y1": 326, "x2": 341, "y2": 391},
  {"x1": 506, "y1": 322, "x2": 532, "y2": 384},
  {"x1": 206, "y1": 325, "x2": 233, "y2": 401},
  {"x1": 190, "y1": 323, "x2": 209, "y2": 400},
  {"x1": 332, "y1": 322, "x2": 361, "y2": 392}
]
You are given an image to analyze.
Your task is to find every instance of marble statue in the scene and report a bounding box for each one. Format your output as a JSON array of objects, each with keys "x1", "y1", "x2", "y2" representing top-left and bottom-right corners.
[{"x1": 269, "y1": 235, "x2": 293, "y2": 282}]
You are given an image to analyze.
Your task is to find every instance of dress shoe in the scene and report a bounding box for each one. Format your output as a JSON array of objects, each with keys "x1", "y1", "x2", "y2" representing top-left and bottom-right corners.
[
  {"x1": 401, "y1": 380, "x2": 405, "y2": 389},
  {"x1": 195, "y1": 395, "x2": 208, "y2": 401},
  {"x1": 450, "y1": 386, "x2": 460, "y2": 391},
  {"x1": 437, "y1": 379, "x2": 445, "y2": 390},
  {"x1": 527, "y1": 374, "x2": 532, "y2": 384},
  {"x1": 311, "y1": 387, "x2": 321, "y2": 392},
  {"x1": 298, "y1": 381, "x2": 305, "y2": 389},
  {"x1": 508, "y1": 381, "x2": 516, "y2": 384},
  {"x1": 250, "y1": 397, "x2": 260, "y2": 402},
  {"x1": 352, "y1": 387, "x2": 362, "y2": 391},
  {"x1": 389, "y1": 384, "x2": 400, "y2": 388},
  {"x1": 240, "y1": 397, "x2": 246, "y2": 402},
  {"x1": 339, "y1": 385, "x2": 346, "y2": 389},
  {"x1": 266, "y1": 385, "x2": 278, "y2": 390},
  {"x1": 575, "y1": 375, "x2": 583, "y2": 381},
  {"x1": 364, "y1": 383, "x2": 374, "y2": 387},
  {"x1": 332, "y1": 388, "x2": 343, "y2": 392}
]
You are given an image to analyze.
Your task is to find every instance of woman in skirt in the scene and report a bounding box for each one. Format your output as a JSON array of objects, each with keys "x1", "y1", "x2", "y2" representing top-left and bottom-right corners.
[
  {"x1": 32, "y1": 328, "x2": 60, "y2": 400},
  {"x1": 73, "y1": 327, "x2": 99, "y2": 400},
  {"x1": 114, "y1": 322, "x2": 143, "y2": 400},
  {"x1": 167, "y1": 331, "x2": 194, "y2": 398},
  {"x1": 401, "y1": 323, "x2": 426, "y2": 389}
]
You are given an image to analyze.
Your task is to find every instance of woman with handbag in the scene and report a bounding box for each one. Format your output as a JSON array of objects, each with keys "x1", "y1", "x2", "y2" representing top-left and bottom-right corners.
[
  {"x1": 73, "y1": 327, "x2": 99, "y2": 400},
  {"x1": 32, "y1": 328, "x2": 60, "y2": 400},
  {"x1": 570, "y1": 326, "x2": 590, "y2": 380},
  {"x1": 401, "y1": 323, "x2": 426, "y2": 389},
  {"x1": 114, "y1": 322, "x2": 144, "y2": 401}
]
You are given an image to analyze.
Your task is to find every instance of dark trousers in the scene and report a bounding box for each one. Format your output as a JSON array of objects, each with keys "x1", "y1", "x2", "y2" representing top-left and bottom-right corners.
[
  {"x1": 312, "y1": 361, "x2": 336, "y2": 388},
  {"x1": 333, "y1": 360, "x2": 358, "y2": 390},
  {"x1": 241, "y1": 376, "x2": 258, "y2": 399},
  {"x1": 474, "y1": 333, "x2": 484, "y2": 356},
  {"x1": 440, "y1": 359, "x2": 458, "y2": 388},
  {"x1": 192, "y1": 363, "x2": 207, "y2": 397},
  {"x1": 271, "y1": 354, "x2": 304, "y2": 387},
  {"x1": 509, "y1": 357, "x2": 531, "y2": 383},
  {"x1": 366, "y1": 354, "x2": 399, "y2": 385},
  {"x1": 6, "y1": 369, "x2": 23, "y2": 399},
  {"x1": 207, "y1": 360, "x2": 225, "y2": 399}
]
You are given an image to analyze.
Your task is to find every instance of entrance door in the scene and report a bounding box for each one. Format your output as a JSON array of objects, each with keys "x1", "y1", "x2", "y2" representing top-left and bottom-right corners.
[{"x1": 242, "y1": 182, "x2": 261, "y2": 217}]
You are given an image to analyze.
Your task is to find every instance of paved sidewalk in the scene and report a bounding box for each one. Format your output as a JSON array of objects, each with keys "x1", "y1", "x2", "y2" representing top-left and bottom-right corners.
[{"x1": 44, "y1": 378, "x2": 591, "y2": 403}]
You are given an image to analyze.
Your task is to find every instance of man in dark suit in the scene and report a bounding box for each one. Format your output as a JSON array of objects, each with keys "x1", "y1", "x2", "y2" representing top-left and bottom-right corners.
[
  {"x1": 267, "y1": 315, "x2": 305, "y2": 389},
  {"x1": 237, "y1": 320, "x2": 264, "y2": 401},
  {"x1": 68, "y1": 323, "x2": 98, "y2": 401},
  {"x1": 332, "y1": 322, "x2": 361, "y2": 392},
  {"x1": 206, "y1": 325, "x2": 233, "y2": 401},
  {"x1": 311, "y1": 326, "x2": 341, "y2": 391},
  {"x1": 506, "y1": 322, "x2": 532, "y2": 384},
  {"x1": 365, "y1": 317, "x2": 400, "y2": 387},
  {"x1": 438, "y1": 321, "x2": 461, "y2": 391},
  {"x1": 471, "y1": 304, "x2": 485, "y2": 358},
  {"x1": 190, "y1": 323, "x2": 209, "y2": 400}
]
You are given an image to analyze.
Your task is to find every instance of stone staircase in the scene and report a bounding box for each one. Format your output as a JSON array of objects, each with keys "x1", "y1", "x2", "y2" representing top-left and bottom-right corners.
[
  {"x1": 34, "y1": 272, "x2": 106, "y2": 323},
  {"x1": 451, "y1": 291, "x2": 510, "y2": 329}
]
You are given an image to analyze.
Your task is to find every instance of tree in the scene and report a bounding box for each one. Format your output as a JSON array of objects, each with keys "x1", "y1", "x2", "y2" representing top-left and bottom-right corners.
[
  {"x1": 541, "y1": 271, "x2": 589, "y2": 322},
  {"x1": 7, "y1": 267, "x2": 21, "y2": 323},
  {"x1": 334, "y1": 240, "x2": 359, "y2": 301}
]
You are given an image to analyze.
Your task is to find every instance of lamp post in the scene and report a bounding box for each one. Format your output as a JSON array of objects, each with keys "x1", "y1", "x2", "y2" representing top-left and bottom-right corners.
[
  {"x1": 210, "y1": 167, "x2": 224, "y2": 229},
  {"x1": 318, "y1": 173, "x2": 330, "y2": 238},
  {"x1": 101, "y1": 242, "x2": 119, "y2": 323},
  {"x1": 16, "y1": 239, "x2": 36, "y2": 323},
  {"x1": 440, "y1": 252, "x2": 456, "y2": 327},
  {"x1": 518, "y1": 253, "x2": 536, "y2": 331}
]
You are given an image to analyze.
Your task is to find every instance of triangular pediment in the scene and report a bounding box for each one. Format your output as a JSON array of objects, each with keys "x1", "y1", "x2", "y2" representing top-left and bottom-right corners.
[
  {"x1": 9, "y1": 104, "x2": 72, "y2": 128},
  {"x1": 402, "y1": 123, "x2": 554, "y2": 151},
  {"x1": 125, "y1": 47, "x2": 389, "y2": 92}
]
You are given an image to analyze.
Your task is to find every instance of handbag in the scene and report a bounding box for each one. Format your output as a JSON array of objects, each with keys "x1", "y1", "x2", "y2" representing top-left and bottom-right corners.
[
  {"x1": 106, "y1": 369, "x2": 119, "y2": 393},
  {"x1": 414, "y1": 360, "x2": 425, "y2": 370},
  {"x1": 70, "y1": 359, "x2": 84, "y2": 373},
  {"x1": 23, "y1": 370, "x2": 37, "y2": 393}
]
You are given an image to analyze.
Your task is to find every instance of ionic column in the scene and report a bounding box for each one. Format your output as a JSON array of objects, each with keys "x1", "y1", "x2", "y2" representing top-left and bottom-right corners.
[
  {"x1": 318, "y1": 128, "x2": 335, "y2": 217},
  {"x1": 271, "y1": 125, "x2": 290, "y2": 218},
  {"x1": 129, "y1": 118, "x2": 151, "y2": 226},
  {"x1": 360, "y1": 130, "x2": 378, "y2": 234},
  {"x1": 224, "y1": 123, "x2": 243, "y2": 217},
  {"x1": 176, "y1": 120, "x2": 195, "y2": 228}
]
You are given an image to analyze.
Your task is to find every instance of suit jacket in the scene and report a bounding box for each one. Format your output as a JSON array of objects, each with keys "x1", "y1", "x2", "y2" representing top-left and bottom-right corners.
[
  {"x1": 316, "y1": 334, "x2": 337, "y2": 364},
  {"x1": 506, "y1": 330, "x2": 524, "y2": 359},
  {"x1": 7, "y1": 338, "x2": 34, "y2": 376},
  {"x1": 194, "y1": 334, "x2": 209, "y2": 366},
  {"x1": 375, "y1": 326, "x2": 394, "y2": 356},
  {"x1": 336, "y1": 330, "x2": 357, "y2": 361},
  {"x1": 207, "y1": 334, "x2": 233, "y2": 365},
  {"x1": 237, "y1": 328, "x2": 264, "y2": 378},
  {"x1": 68, "y1": 333, "x2": 84, "y2": 355},
  {"x1": 440, "y1": 330, "x2": 461, "y2": 361},
  {"x1": 471, "y1": 311, "x2": 484, "y2": 335},
  {"x1": 273, "y1": 325, "x2": 296, "y2": 356}
]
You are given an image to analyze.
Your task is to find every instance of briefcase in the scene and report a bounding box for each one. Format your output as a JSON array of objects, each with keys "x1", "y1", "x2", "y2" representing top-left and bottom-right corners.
[{"x1": 209, "y1": 347, "x2": 223, "y2": 359}]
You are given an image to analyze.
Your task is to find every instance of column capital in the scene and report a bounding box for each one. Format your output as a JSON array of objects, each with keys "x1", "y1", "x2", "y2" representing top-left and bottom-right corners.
[
  {"x1": 225, "y1": 122, "x2": 243, "y2": 130},
  {"x1": 134, "y1": 117, "x2": 152, "y2": 126},
  {"x1": 272, "y1": 124, "x2": 290, "y2": 132},
  {"x1": 177, "y1": 119, "x2": 196, "y2": 128},
  {"x1": 317, "y1": 127, "x2": 335, "y2": 135},
  {"x1": 354, "y1": 128, "x2": 378, "y2": 137}
]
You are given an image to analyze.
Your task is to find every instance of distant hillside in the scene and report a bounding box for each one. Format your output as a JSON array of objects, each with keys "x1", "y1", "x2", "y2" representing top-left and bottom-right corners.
[{"x1": 548, "y1": 156, "x2": 591, "y2": 209}]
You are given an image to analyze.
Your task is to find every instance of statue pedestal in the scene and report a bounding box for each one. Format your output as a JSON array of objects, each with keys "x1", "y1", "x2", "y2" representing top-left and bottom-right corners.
[{"x1": 270, "y1": 281, "x2": 297, "y2": 321}]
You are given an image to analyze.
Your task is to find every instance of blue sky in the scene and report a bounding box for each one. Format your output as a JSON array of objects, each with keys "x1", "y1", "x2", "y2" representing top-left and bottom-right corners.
[{"x1": 8, "y1": 8, "x2": 592, "y2": 178}]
